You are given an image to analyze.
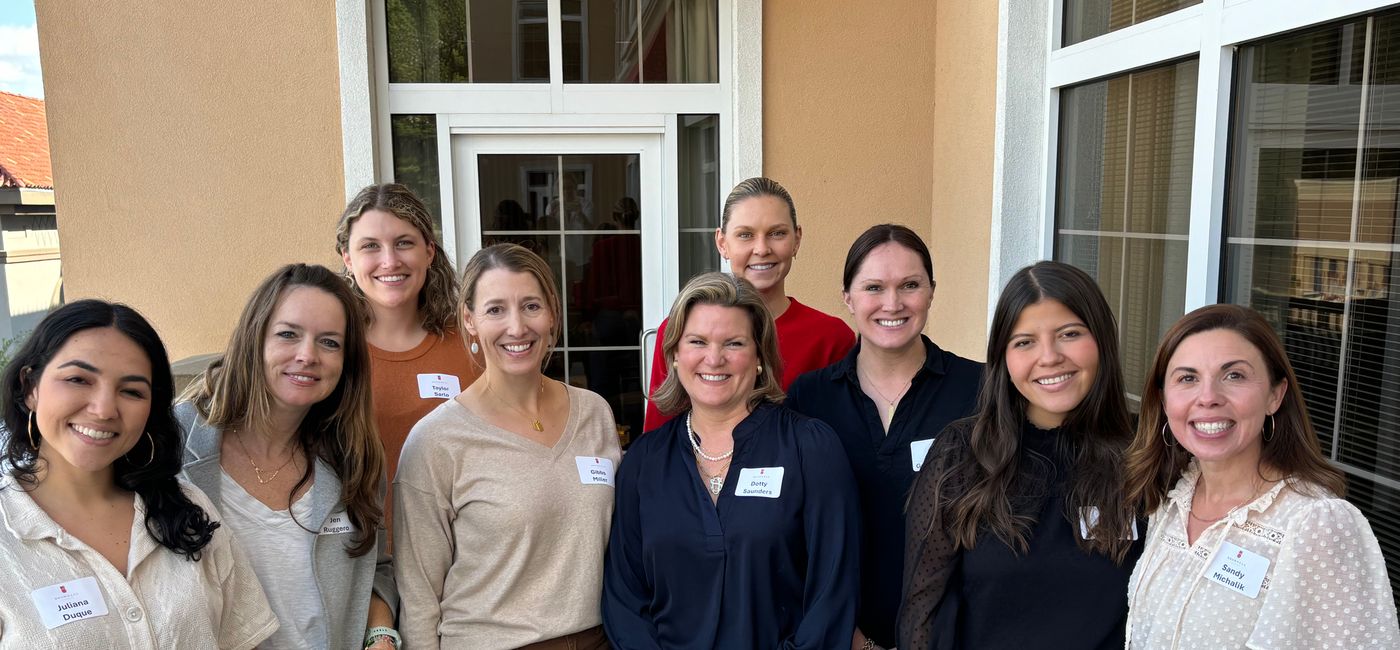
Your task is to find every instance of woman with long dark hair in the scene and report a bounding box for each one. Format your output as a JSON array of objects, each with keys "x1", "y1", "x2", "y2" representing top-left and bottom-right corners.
[
  {"x1": 899, "y1": 261, "x2": 1142, "y2": 649},
  {"x1": 1123, "y1": 305, "x2": 1397, "y2": 648},
  {"x1": 0, "y1": 300, "x2": 276, "y2": 648},
  {"x1": 787, "y1": 224, "x2": 982, "y2": 649},
  {"x1": 179, "y1": 264, "x2": 398, "y2": 650}
]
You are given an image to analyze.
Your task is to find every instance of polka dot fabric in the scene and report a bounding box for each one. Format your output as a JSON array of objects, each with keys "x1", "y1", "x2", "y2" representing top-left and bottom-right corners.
[{"x1": 1126, "y1": 462, "x2": 1399, "y2": 649}]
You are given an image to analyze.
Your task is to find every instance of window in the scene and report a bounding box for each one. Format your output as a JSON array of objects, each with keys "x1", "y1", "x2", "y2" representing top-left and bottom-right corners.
[
  {"x1": 1055, "y1": 58, "x2": 1198, "y2": 397},
  {"x1": 1223, "y1": 10, "x2": 1400, "y2": 598},
  {"x1": 1062, "y1": 0, "x2": 1203, "y2": 47}
]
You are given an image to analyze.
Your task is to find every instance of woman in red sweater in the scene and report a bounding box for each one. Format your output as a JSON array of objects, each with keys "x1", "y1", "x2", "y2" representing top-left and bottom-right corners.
[{"x1": 643, "y1": 177, "x2": 854, "y2": 431}]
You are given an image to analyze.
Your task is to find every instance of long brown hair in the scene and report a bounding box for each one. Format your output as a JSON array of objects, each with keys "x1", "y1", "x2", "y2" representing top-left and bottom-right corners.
[
  {"x1": 937, "y1": 261, "x2": 1137, "y2": 562},
  {"x1": 1125, "y1": 304, "x2": 1345, "y2": 513},
  {"x1": 182, "y1": 264, "x2": 383, "y2": 556},
  {"x1": 335, "y1": 183, "x2": 459, "y2": 336}
]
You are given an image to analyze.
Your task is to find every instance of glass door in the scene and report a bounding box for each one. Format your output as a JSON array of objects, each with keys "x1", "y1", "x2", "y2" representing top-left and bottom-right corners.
[{"x1": 453, "y1": 133, "x2": 665, "y2": 440}]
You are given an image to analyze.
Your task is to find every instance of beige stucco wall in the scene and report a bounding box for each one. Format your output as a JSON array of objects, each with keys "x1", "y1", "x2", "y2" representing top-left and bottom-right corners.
[
  {"x1": 35, "y1": 1, "x2": 345, "y2": 360},
  {"x1": 763, "y1": 0, "x2": 997, "y2": 360}
]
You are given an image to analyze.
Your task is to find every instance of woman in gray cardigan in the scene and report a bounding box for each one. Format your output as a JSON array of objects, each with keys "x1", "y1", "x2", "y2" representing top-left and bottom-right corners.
[{"x1": 178, "y1": 263, "x2": 399, "y2": 650}]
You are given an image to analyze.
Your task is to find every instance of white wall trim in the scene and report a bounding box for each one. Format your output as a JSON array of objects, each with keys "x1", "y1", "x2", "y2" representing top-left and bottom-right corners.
[
  {"x1": 733, "y1": 0, "x2": 763, "y2": 180},
  {"x1": 336, "y1": 0, "x2": 377, "y2": 199}
]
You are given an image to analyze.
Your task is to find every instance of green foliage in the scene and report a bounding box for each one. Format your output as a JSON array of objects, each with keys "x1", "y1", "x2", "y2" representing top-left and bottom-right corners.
[{"x1": 0, "y1": 334, "x2": 22, "y2": 375}]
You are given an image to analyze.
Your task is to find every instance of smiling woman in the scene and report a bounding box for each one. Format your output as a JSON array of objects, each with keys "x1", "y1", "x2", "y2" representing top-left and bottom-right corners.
[
  {"x1": 900, "y1": 261, "x2": 1142, "y2": 650},
  {"x1": 0, "y1": 300, "x2": 276, "y2": 648}
]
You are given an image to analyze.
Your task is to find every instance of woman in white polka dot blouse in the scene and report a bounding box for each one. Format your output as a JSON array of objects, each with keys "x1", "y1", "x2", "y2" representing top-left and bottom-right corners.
[{"x1": 1122, "y1": 304, "x2": 1398, "y2": 649}]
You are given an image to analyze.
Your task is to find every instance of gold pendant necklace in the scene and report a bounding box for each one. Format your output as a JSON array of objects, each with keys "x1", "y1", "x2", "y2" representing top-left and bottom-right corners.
[
  {"x1": 232, "y1": 429, "x2": 297, "y2": 485},
  {"x1": 697, "y1": 458, "x2": 731, "y2": 496},
  {"x1": 491, "y1": 379, "x2": 547, "y2": 432},
  {"x1": 858, "y1": 367, "x2": 913, "y2": 422}
]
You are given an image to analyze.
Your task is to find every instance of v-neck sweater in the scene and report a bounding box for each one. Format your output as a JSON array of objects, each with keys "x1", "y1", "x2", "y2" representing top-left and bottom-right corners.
[{"x1": 394, "y1": 384, "x2": 622, "y2": 649}]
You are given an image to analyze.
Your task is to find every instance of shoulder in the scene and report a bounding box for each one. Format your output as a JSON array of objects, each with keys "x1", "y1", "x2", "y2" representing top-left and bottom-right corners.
[
  {"x1": 399, "y1": 399, "x2": 471, "y2": 461},
  {"x1": 567, "y1": 383, "x2": 614, "y2": 415},
  {"x1": 1275, "y1": 485, "x2": 1373, "y2": 536},
  {"x1": 773, "y1": 405, "x2": 844, "y2": 452},
  {"x1": 786, "y1": 364, "x2": 840, "y2": 403}
]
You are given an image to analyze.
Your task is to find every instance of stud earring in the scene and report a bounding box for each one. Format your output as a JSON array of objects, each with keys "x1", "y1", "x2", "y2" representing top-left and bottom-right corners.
[
  {"x1": 757, "y1": 364, "x2": 763, "y2": 374},
  {"x1": 470, "y1": 340, "x2": 480, "y2": 355}
]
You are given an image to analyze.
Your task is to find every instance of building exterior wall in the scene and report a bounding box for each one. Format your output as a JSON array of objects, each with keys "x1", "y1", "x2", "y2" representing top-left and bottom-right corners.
[
  {"x1": 763, "y1": 0, "x2": 996, "y2": 360},
  {"x1": 35, "y1": 1, "x2": 345, "y2": 359}
]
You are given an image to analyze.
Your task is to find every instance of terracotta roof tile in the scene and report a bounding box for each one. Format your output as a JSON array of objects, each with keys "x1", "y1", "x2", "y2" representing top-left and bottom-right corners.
[{"x1": 0, "y1": 91, "x2": 53, "y2": 190}]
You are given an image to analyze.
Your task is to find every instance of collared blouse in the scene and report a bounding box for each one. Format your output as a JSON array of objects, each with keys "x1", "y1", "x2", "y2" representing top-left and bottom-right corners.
[
  {"x1": 1126, "y1": 462, "x2": 1399, "y2": 649},
  {"x1": 0, "y1": 477, "x2": 277, "y2": 649},
  {"x1": 786, "y1": 335, "x2": 982, "y2": 646},
  {"x1": 603, "y1": 403, "x2": 861, "y2": 649}
]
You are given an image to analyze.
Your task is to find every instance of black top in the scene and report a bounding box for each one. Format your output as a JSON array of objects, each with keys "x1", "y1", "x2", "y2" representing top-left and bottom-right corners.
[
  {"x1": 929, "y1": 419, "x2": 1143, "y2": 649},
  {"x1": 786, "y1": 335, "x2": 983, "y2": 646},
  {"x1": 602, "y1": 403, "x2": 861, "y2": 649}
]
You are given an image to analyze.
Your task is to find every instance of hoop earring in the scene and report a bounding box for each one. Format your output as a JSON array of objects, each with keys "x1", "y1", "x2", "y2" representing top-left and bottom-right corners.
[
  {"x1": 1263, "y1": 414, "x2": 1275, "y2": 443},
  {"x1": 1160, "y1": 420, "x2": 1177, "y2": 448},
  {"x1": 126, "y1": 431, "x2": 155, "y2": 468},
  {"x1": 27, "y1": 411, "x2": 39, "y2": 450}
]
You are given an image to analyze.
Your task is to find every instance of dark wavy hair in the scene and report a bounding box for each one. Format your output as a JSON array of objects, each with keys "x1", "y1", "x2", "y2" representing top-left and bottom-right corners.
[
  {"x1": 2, "y1": 300, "x2": 218, "y2": 559},
  {"x1": 938, "y1": 261, "x2": 1137, "y2": 563},
  {"x1": 182, "y1": 264, "x2": 383, "y2": 557}
]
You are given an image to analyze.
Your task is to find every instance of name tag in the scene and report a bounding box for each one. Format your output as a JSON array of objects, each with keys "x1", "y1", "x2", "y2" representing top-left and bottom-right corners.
[
  {"x1": 735, "y1": 467, "x2": 785, "y2": 498},
  {"x1": 575, "y1": 456, "x2": 615, "y2": 486},
  {"x1": 910, "y1": 438, "x2": 935, "y2": 472},
  {"x1": 1078, "y1": 506, "x2": 1140, "y2": 540},
  {"x1": 31, "y1": 576, "x2": 109, "y2": 630},
  {"x1": 416, "y1": 373, "x2": 461, "y2": 399},
  {"x1": 320, "y1": 511, "x2": 357, "y2": 535},
  {"x1": 1204, "y1": 541, "x2": 1270, "y2": 598}
]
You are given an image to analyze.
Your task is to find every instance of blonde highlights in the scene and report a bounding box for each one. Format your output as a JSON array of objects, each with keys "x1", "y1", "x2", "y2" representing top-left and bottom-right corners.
[
  {"x1": 455, "y1": 243, "x2": 563, "y2": 371},
  {"x1": 335, "y1": 183, "x2": 459, "y2": 335},
  {"x1": 650, "y1": 272, "x2": 784, "y2": 416},
  {"x1": 182, "y1": 264, "x2": 384, "y2": 557}
]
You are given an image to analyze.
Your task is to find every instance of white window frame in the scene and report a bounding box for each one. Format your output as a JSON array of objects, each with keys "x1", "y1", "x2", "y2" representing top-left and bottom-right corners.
[
  {"x1": 993, "y1": 0, "x2": 1400, "y2": 315},
  {"x1": 993, "y1": 0, "x2": 1400, "y2": 489}
]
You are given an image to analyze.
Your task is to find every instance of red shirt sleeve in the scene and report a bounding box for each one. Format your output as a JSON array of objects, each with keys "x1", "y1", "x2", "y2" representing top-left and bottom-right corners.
[{"x1": 643, "y1": 318, "x2": 674, "y2": 432}]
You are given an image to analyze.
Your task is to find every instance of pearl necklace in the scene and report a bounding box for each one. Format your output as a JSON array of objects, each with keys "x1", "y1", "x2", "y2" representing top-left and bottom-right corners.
[{"x1": 686, "y1": 411, "x2": 735, "y2": 462}]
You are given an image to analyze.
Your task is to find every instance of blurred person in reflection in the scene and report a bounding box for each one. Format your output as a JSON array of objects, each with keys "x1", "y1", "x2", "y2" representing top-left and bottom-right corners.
[
  {"x1": 900, "y1": 261, "x2": 1143, "y2": 649},
  {"x1": 787, "y1": 225, "x2": 983, "y2": 650},
  {"x1": 179, "y1": 264, "x2": 398, "y2": 650},
  {"x1": 643, "y1": 177, "x2": 855, "y2": 431},
  {"x1": 604, "y1": 272, "x2": 860, "y2": 649},
  {"x1": 335, "y1": 184, "x2": 480, "y2": 515},
  {"x1": 0, "y1": 300, "x2": 276, "y2": 648},
  {"x1": 1122, "y1": 304, "x2": 1399, "y2": 648},
  {"x1": 395, "y1": 243, "x2": 621, "y2": 649}
]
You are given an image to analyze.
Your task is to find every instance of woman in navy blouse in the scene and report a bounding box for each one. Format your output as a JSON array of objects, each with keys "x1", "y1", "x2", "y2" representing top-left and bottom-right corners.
[
  {"x1": 898, "y1": 261, "x2": 1143, "y2": 649},
  {"x1": 787, "y1": 224, "x2": 982, "y2": 650},
  {"x1": 603, "y1": 272, "x2": 861, "y2": 649}
]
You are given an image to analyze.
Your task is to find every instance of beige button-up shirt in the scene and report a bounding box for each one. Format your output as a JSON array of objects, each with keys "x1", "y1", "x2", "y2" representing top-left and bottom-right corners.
[
  {"x1": 0, "y1": 477, "x2": 277, "y2": 649},
  {"x1": 1126, "y1": 462, "x2": 1399, "y2": 649}
]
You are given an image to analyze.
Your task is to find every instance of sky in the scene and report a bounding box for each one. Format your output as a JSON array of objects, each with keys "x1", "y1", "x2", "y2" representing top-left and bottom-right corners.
[{"x1": 0, "y1": 0, "x2": 43, "y2": 98}]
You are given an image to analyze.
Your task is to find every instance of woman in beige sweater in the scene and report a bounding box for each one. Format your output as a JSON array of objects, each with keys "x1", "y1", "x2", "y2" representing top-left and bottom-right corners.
[{"x1": 394, "y1": 244, "x2": 622, "y2": 650}]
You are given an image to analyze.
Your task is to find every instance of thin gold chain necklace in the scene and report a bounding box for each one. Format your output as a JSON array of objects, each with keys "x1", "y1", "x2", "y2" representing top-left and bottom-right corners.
[
  {"x1": 232, "y1": 429, "x2": 297, "y2": 485},
  {"x1": 857, "y1": 366, "x2": 914, "y2": 421},
  {"x1": 489, "y1": 378, "x2": 547, "y2": 432}
]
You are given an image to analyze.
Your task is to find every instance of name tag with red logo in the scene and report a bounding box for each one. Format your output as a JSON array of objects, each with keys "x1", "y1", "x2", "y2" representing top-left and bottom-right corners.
[
  {"x1": 416, "y1": 373, "x2": 461, "y2": 399},
  {"x1": 735, "y1": 467, "x2": 785, "y2": 498},
  {"x1": 575, "y1": 456, "x2": 615, "y2": 486},
  {"x1": 31, "y1": 576, "x2": 109, "y2": 630},
  {"x1": 1204, "y1": 541, "x2": 1270, "y2": 598}
]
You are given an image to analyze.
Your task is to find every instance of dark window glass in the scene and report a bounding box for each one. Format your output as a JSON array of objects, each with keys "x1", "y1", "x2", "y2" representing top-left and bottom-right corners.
[
  {"x1": 1223, "y1": 10, "x2": 1400, "y2": 601},
  {"x1": 1055, "y1": 58, "x2": 1198, "y2": 398},
  {"x1": 564, "y1": 0, "x2": 718, "y2": 83},
  {"x1": 1063, "y1": 0, "x2": 1202, "y2": 47},
  {"x1": 678, "y1": 114, "x2": 720, "y2": 284},
  {"x1": 386, "y1": 0, "x2": 548, "y2": 82},
  {"x1": 390, "y1": 114, "x2": 442, "y2": 235}
]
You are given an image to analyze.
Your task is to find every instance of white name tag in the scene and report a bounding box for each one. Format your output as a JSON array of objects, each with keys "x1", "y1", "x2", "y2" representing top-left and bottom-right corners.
[
  {"x1": 910, "y1": 438, "x2": 935, "y2": 472},
  {"x1": 575, "y1": 456, "x2": 615, "y2": 486},
  {"x1": 1205, "y1": 541, "x2": 1270, "y2": 598},
  {"x1": 31, "y1": 576, "x2": 109, "y2": 630},
  {"x1": 1078, "y1": 506, "x2": 1140, "y2": 540},
  {"x1": 735, "y1": 467, "x2": 785, "y2": 498},
  {"x1": 320, "y1": 512, "x2": 357, "y2": 535},
  {"x1": 416, "y1": 373, "x2": 462, "y2": 399}
]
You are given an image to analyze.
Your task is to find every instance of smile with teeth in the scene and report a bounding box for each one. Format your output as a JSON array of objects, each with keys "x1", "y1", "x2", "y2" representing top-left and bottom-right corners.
[
  {"x1": 376, "y1": 274, "x2": 407, "y2": 283},
  {"x1": 72, "y1": 424, "x2": 117, "y2": 440},
  {"x1": 1035, "y1": 373, "x2": 1073, "y2": 386},
  {"x1": 748, "y1": 263, "x2": 776, "y2": 271},
  {"x1": 699, "y1": 373, "x2": 730, "y2": 382},
  {"x1": 503, "y1": 342, "x2": 534, "y2": 353},
  {"x1": 876, "y1": 318, "x2": 908, "y2": 327},
  {"x1": 286, "y1": 373, "x2": 318, "y2": 383},
  {"x1": 1192, "y1": 420, "x2": 1234, "y2": 434}
]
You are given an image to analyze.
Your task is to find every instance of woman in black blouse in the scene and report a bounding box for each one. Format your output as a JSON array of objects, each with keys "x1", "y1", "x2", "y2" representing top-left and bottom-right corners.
[
  {"x1": 898, "y1": 261, "x2": 1142, "y2": 650},
  {"x1": 787, "y1": 224, "x2": 982, "y2": 650}
]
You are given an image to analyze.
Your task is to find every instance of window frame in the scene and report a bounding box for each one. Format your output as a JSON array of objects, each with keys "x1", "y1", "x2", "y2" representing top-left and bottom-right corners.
[{"x1": 999, "y1": 0, "x2": 1400, "y2": 490}]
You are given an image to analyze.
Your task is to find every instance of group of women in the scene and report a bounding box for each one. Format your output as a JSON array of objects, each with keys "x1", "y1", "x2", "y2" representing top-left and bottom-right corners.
[{"x1": 0, "y1": 177, "x2": 1396, "y2": 649}]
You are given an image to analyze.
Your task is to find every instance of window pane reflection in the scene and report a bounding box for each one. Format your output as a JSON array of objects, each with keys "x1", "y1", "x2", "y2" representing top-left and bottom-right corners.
[
  {"x1": 386, "y1": 0, "x2": 549, "y2": 83},
  {"x1": 390, "y1": 115, "x2": 442, "y2": 235},
  {"x1": 564, "y1": 0, "x2": 718, "y2": 83}
]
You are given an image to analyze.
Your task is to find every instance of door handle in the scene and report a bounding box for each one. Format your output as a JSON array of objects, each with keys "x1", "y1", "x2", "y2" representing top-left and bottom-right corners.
[{"x1": 639, "y1": 327, "x2": 658, "y2": 396}]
